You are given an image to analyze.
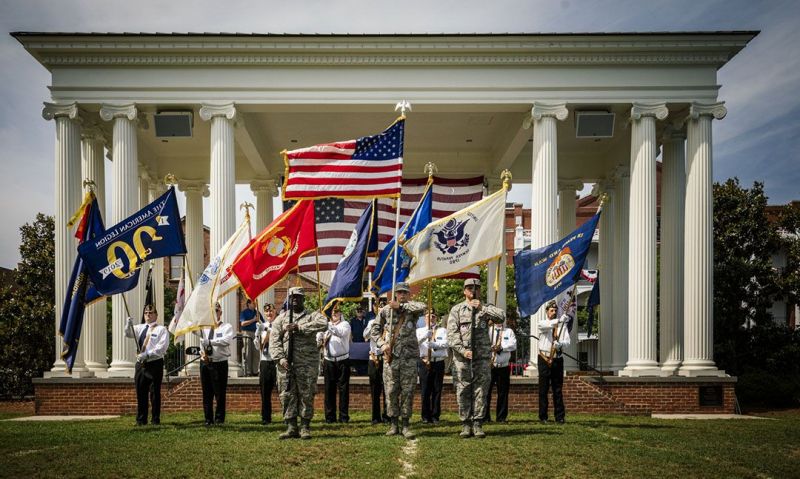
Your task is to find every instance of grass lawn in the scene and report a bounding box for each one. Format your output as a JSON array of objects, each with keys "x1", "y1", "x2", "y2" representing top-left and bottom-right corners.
[{"x1": 1, "y1": 411, "x2": 798, "y2": 478}]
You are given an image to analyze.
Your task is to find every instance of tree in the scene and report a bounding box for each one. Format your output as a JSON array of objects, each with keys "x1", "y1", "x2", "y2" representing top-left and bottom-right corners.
[{"x1": 0, "y1": 214, "x2": 55, "y2": 398}]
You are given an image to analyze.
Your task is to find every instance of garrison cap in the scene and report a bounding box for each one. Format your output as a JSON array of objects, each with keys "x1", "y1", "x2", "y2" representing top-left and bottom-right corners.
[
  {"x1": 464, "y1": 278, "x2": 481, "y2": 288},
  {"x1": 288, "y1": 287, "x2": 304, "y2": 297},
  {"x1": 395, "y1": 282, "x2": 411, "y2": 292}
]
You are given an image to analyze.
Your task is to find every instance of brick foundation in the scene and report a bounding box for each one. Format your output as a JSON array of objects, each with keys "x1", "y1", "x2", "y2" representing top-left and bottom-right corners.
[{"x1": 33, "y1": 375, "x2": 736, "y2": 416}]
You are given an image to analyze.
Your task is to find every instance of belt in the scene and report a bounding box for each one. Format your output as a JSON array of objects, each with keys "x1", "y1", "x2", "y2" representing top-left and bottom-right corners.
[
  {"x1": 325, "y1": 353, "x2": 349, "y2": 362},
  {"x1": 421, "y1": 357, "x2": 445, "y2": 363},
  {"x1": 145, "y1": 356, "x2": 163, "y2": 363},
  {"x1": 260, "y1": 358, "x2": 275, "y2": 363}
]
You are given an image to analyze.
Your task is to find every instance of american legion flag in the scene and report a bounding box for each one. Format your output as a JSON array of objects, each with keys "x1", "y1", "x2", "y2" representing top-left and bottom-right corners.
[
  {"x1": 284, "y1": 176, "x2": 485, "y2": 286},
  {"x1": 282, "y1": 119, "x2": 404, "y2": 200}
]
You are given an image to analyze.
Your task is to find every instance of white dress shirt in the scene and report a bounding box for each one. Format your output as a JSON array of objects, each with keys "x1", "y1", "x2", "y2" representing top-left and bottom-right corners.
[
  {"x1": 416, "y1": 325, "x2": 448, "y2": 360},
  {"x1": 127, "y1": 322, "x2": 169, "y2": 361},
  {"x1": 201, "y1": 322, "x2": 234, "y2": 362},
  {"x1": 488, "y1": 324, "x2": 517, "y2": 367},
  {"x1": 316, "y1": 319, "x2": 351, "y2": 361},
  {"x1": 254, "y1": 321, "x2": 275, "y2": 361},
  {"x1": 537, "y1": 314, "x2": 571, "y2": 360}
]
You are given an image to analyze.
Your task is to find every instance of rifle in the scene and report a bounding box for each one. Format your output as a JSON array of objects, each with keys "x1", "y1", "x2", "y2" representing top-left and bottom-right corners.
[
  {"x1": 285, "y1": 306, "x2": 295, "y2": 392},
  {"x1": 423, "y1": 320, "x2": 434, "y2": 371},
  {"x1": 490, "y1": 323, "x2": 503, "y2": 367},
  {"x1": 383, "y1": 306, "x2": 405, "y2": 365},
  {"x1": 468, "y1": 304, "x2": 477, "y2": 419}
]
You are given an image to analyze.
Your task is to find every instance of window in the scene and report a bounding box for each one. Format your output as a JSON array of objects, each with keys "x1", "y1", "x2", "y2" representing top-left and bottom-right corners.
[{"x1": 169, "y1": 256, "x2": 183, "y2": 281}]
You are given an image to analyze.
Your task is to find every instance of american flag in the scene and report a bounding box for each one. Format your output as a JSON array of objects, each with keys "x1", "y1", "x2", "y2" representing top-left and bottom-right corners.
[
  {"x1": 282, "y1": 119, "x2": 404, "y2": 200},
  {"x1": 285, "y1": 176, "x2": 485, "y2": 286}
]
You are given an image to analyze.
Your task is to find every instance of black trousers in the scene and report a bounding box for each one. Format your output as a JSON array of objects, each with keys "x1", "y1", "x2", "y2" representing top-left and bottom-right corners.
[
  {"x1": 485, "y1": 365, "x2": 511, "y2": 422},
  {"x1": 200, "y1": 360, "x2": 228, "y2": 424},
  {"x1": 134, "y1": 358, "x2": 163, "y2": 424},
  {"x1": 259, "y1": 360, "x2": 277, "y2": 423},
  {"x1": 323, "y1": 358, "x2": 350, "y2": 422},
  {"x1": 418, "y1": 359, "x2": 445, "y2": 421},
  {"x1": 537, "y1": 356, "x2": 565, "y2": 422},
  {"x1": 367, "y1": 357, "x2": 387, "y2": 422}
]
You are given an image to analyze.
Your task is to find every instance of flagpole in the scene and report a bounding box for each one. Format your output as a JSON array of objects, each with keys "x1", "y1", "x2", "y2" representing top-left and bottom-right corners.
[
  {"x1": 390, "y1": 198, "x2": 401, "y2": 302},
  {"x1": 494, "y1": 169, "x2": 513, "y2": 307},
  {"x1": 315, "y1": 249, "x2": 323, "y2": 314}
]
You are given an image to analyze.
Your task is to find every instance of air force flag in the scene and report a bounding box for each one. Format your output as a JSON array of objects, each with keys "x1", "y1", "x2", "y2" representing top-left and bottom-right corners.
[
  {"x1": 514, "y1": 212, "x2": 601, "y2": 318},
  {"x1": 78, "y1": 186, "x2": 187, "y2": 295}
]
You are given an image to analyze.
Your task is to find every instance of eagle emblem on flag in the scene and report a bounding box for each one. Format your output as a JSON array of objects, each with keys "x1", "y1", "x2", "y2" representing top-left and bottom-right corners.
[{"x1": 434, "y1": 218, "x2": 470, "y2": 254}]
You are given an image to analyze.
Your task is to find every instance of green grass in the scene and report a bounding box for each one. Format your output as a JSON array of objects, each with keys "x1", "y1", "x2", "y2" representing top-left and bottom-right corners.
[{"x1": 1, "y1": 412, "x2": 798, "y2": 478}]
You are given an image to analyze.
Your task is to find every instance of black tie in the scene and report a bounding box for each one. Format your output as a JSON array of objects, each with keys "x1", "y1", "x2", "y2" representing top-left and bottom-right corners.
[{"x1": 138, "y1": 326, "x2": 149, "y2": 349}]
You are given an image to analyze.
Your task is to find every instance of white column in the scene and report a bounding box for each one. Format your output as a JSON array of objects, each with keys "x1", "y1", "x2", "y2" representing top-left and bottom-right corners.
[
  {"x1": 149, "y1": 182, "x2": 167, "y2": 325},
  {"x1": 558, "y1": 180, "x2": 582, "y2": 372},
  {"x1": 611, "y1": 168, "x2": 630, "y2": 371},
  {"x1": 80, "y1": 126, "x2": 108, "y2": 375},
  {"x1": 250, "y1": 179, "x2": 278, "y2": 307},
  {"x1": 136, "y1": 169, "x2": 151, "y2": 321},
  {"x1": 101, "y1": 103, "x2": 141, "y2": 378},
  {"x1": 526, "y1": 102, "x2": 568, "y2": 377},
  {"x1": 679, "y1": 102, "x2": 727, "y2": 377},
  {"x1": 200, "y1": 102, "x2": 240, "y2": 376},
  {"x1": 178, "y1": 181, "x2": 209, "y2": 375},
  {"x1": 620, "y1": 102, "x2": 668, "y2": 377},
  {"x1": 486, "y1": 180, "x2": 508, "y2": 312},
  {"x1": 659, "y1": 125, "x2": 687, "y2": 375},
  {"x1": 597, "y1": 181, "x2": 615, "y2": 371},
  {"x1": 42, "y1": 102, "x2": 83, "y2": 377}
]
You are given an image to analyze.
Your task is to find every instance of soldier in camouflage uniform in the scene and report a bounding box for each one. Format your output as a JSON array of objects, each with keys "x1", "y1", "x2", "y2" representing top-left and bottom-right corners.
[
  {"x1": 447, "y1": 278, "x2": 505, "y2": 439},
  {"x1": 270, "y1": 287, "x2": 328, "y2": 440},
  {"x1": 370, "y1": 282, "x2": 425, "y2": 439}
]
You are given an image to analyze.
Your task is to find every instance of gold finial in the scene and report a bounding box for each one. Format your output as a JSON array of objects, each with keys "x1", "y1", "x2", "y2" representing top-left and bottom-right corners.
[
  {"x1": 240, "y1": 201, "x2": 254, "y2": 219},
  {"x1": 423, "y1": 162, "x2": 438, "y2": 180},
  {"x1": 164, "y1": 173, "x2": 178, "y2": 186},
  {"x1": 599, "y1": 193, "x2": 609, "y2": 209},
  {"x1": 82, "y1": 179, "x2": 96, "y2": 192},
  {"x1": 394, "y1": 100, "x2": 412, "y2": 117},
  {"x1": 501, "y1": 169, "x2": 513, "y2": 191}
]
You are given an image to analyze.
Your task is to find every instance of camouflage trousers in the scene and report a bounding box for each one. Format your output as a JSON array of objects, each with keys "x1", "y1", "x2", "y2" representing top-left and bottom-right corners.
[
  {"x1": 383, "y1": 355, "x2": 416, "y2": 419},
  {"x1": 452, "y1": 358, "x2": 490, "y2": 422},
  {"x1": 277, "y1": 362, "x2": 318, "y2": 421}
]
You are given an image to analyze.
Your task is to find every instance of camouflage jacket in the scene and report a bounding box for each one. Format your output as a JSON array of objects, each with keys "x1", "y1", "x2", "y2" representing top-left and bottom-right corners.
[
  {"x1": 270, "y1": 309, "x2": 328, "y2": 366},
  {"x1": 447, "y1": 301, "x2": 505, "y2": 361},
  {"x1": 370, "y1": 301, "x2": 426, "y2": 360}
]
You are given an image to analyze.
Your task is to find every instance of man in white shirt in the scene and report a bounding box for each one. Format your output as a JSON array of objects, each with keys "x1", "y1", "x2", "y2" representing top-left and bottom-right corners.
[
  {"x1": 255, "y1": 302, "x2": 277, "y2": 425},
  {"x1": 317, "y1": 304, "x2": 352, "y2": 423},
  {"x1": 537, "y1": 300, "x2": 570, "y2": 424},
  {"x1": 416, "y1": 310, "x2": 448, "y2": 425},
  {"x1": 199, "y1": 302, "x2": 234, "y2": 426},
  {"x1": 484, "y1": 319, "x2": 517, "y2": 423},
  {"x1": 125, "y1": 303, "x2": 169, "y2": 426}
]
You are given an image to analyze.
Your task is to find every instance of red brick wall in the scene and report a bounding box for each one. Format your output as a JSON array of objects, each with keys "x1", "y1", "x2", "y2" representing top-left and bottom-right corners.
[{"x1": 33, "y1": 376, "x2": 736, "y2": 416}]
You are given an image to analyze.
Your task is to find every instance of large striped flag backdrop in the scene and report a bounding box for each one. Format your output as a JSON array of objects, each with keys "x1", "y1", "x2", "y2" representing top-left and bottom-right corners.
[
  {"x1": 286, "y1": 176, "x2": 485, "y2": 286},
  {"x1": 282, "y1": 118, "x2": 404, "y2": 200}
]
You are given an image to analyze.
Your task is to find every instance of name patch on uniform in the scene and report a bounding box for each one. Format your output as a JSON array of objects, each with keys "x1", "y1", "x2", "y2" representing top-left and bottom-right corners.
[
  {"x1": 406, "y1": 321, "x2": 415, "y2": 329},
  {"x1": 216, "y1": 333, "x2": 223, "y2": 338}
]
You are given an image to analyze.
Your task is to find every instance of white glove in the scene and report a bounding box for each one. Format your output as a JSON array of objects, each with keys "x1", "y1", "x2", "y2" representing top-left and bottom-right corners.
[
  {"x1": 126, "y1": 317, "x2": 134, "y2": 329},
  {"x1": 201, "y1": 338, "x2": 210, "y2": 348},
  {"x1": 554, "y1": 341, "x2": 563, "y2": 352},
  {"x1": 136, "y1": 352, "x2": 149, "y2": 363},
  {"x1": 427, "y1": 330, "x2": 433, "y2": 339},
  {"x1": 557, "y1": 315, "x2": 567, "y2": 325}
]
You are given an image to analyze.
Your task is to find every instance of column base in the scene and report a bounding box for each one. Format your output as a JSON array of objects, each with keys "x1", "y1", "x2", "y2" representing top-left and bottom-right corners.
[
  {"x1": 523, "y1": 364, "x2": 539, "y2": 378},
  {"x1": 227, "y1": 366, "x2": 244, "y2": 378},
  {"x1": 678, "y1": 361, "x2": 727, "y2": 377},
  {"x1": 659, "y1": 360, "x2": 682, "y2": 377},
  {"x1": 106, "y1": 361, "x2": 136, "y2": 378},
  {"x1": 43, "y1": 370, "x2": 72, "y2": 378},
  {"x1": 619, "y1": 360, "x2": 661, "y2": 377}
]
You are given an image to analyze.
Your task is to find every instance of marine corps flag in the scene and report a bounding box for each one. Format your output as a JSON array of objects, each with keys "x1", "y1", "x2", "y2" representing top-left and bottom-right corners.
[
  {"x1": 78, "y1": 186, "x2": 186, "y2": 295},
  {"x1": 232, "y1": 200, "x2": 317, "y2": 300},
  {"x1": 403, "y1": 188, "x2": 506, "y2": 285},
  {"x1": 514, "y1": 212, "x2": 601, "y2": 318},
  {"x1": 60, "y1": 192, "x2": 106, "y2": 373}
]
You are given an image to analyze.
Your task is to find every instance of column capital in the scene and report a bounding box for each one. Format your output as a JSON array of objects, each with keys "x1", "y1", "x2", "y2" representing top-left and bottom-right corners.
[
  {"x1": 612, "y1": 165, "x2": 630, "y2": 180},
  {"x1": 631, "y1": 102, "x2": 669, "y2": 121},
  {"x1": 531, "y1": 102, "x2": 568, "y2": 121},
  {"x1": 689, "y1": 101, "x2": 727, "y2": 121},
  {"x1": 80, "y1": 125, "x2": 106, "y2": 143},
  {"x1": 179, "y1": 180, "x2": 210, "y2": 197},
  {"x1": 138, "y1": 165, "x2": 154, "y2": 184},
  {"x1": 100, "y1": 103, "x2": 138, "y2": 122},
  {"x1": 250, "y1": 179, "x2": 278, "y2": 196},
  {"x1": 593, "y1": 179, "x2": 616, "y2": 196},
  {"x1": 42, "y1": 102, "x2": 80, "y2": 121},
  {"x1": 148, "y1": 181, "x2": 167, "y2": 197},
  {"x1": 199, "y1": 102, "x2": 238, "y2": 122},
  {"x1": 662, "y1": 123, "x2": 687, "y2": 142},
  {"x1": 558, "y1": 179, "x2": 583, "y2": 192}
]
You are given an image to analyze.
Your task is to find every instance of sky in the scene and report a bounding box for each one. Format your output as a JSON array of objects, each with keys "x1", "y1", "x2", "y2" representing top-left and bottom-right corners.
[{"x1": 0, "y1": 0, "x2": 798, "y2": 269}]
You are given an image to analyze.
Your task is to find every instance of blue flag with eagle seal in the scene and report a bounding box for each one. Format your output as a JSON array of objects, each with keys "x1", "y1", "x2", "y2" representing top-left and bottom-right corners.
[
  {"x1": 323, "y1": 200, "x2": 379, "y2": 316},
  {"x1": 78, "y1": 186, "x2": 187, "y2": 295},
  {"x1": 514, "y1": 212, "x2": 601, "y2": 318}
]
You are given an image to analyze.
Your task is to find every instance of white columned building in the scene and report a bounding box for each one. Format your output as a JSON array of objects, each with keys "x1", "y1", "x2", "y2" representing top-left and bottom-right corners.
[
  {"x1": 148, "y1": 181, "x2": 168, "y2": 324},
  {"x1": 659, "y1": 125, "x2": 687, "y2": 375},
  {"x1": 42, "y1": 102, "x2": 83, "y2": 377},
  {"x1": 680, "y1": 102, "x2": 727, "y2": 377},
  {"x1": 558, "y1": 180, "x2": 582, "y2": 372},
  {"x1": 199, "y1": 102, "x2": 241, "y2": 374},
  {"x1": 250, "y1": 179, "x2": 278, "y2": 307},
  {"x1": 527, "y1": 102, "x2": 568, "y2": 376},
  {"x1": 80, "y1": 125, "x2": 108, "y2": 375},
  {"x1": 101, "y1": 103, "x2": 142, "y2": 378},
  {"x1": 18, "y1": 32, "x2": 754, "y2": 382},
  {"x1": 621, "y1": 102, "x2": 668, "y2": 377}
]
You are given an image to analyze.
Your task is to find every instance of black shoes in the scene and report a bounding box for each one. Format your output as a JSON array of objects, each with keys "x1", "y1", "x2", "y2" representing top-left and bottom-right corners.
[{"x1": 204, "y1": 421, "x2": 213, "y2": 427}]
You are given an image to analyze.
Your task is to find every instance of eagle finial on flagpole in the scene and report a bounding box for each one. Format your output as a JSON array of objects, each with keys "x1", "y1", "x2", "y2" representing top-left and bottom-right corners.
[
  {"x1": 240, "y1": 201, "x2": 254, "y2": 220},
  {"x1": 424, "y1": 162, "x2": 437, "y2": 181},
  {"x1": 82, "y1": 178, "x2": 96, "y2": 192},
  {"x1": 394, "y1": 100, "x2": 411, "y2": 118},
  {"x1": 164, "y1": 173, "x2": 178, "y2": 186},
  {"x1": 501, "y1": 169, "x2": 513, "y2": 191}
]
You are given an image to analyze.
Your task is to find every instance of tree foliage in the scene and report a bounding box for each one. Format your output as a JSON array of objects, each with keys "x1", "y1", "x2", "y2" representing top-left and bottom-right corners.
[{"x1": 0, "y1": 214, "x2": 55, "y2": 398}]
